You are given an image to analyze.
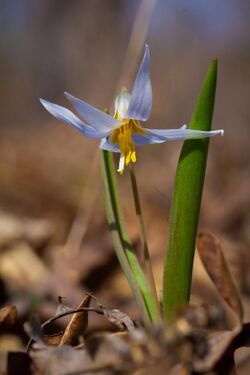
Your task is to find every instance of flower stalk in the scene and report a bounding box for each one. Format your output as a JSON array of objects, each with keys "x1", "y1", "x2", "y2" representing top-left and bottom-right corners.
[
  {"x1": 129, "y1": 165, "x2": 162, "y2": 321},
  {"x1": 102, "y1": 150, "x2": 158, "y2": 323}
]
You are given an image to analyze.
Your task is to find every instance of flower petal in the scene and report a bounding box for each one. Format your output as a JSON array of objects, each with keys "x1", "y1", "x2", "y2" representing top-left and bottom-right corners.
[
  {"x1": 64, "y1": 91, "x2": 122, "y2": 131},
  {"x1": 133, "y1": 126, "x2": 224, "y2": 145},
  {"x1": 126, "y1": 44, "x2": 152, "y2": 121},
  {"x1": 132, "y1": 133, "x2": 153, "y2": 145},
  {"x1": 99, "y1": 138, "x2": 120, "y2": 153},
  {"x1": 114, "y1": 90, "x2": 131, "y2": 119},
  {"x1": 40, "y1": 98, "x2": 108, "y2": 139}
]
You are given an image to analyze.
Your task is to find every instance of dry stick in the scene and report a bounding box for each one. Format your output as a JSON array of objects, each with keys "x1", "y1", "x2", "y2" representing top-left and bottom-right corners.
[
  {"x1": 63, "y1": 0, "x2": 157, "y2": 257},
  {"x1": 129, "y1": 165, "x2": 161, "y2": 321},
  {"x1": 63, "y1": 151, "x2": 100, "y2": 257},
  {"x1": 116, "y1": 0, "x2": 157, "y2": 88},
  {"x1": 41, "y1": 307, "x2": 103, "y2": 330}
]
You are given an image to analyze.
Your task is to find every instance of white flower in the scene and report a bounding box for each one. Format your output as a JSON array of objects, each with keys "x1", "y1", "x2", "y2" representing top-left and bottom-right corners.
[{"x1": 40, "y1": 45, "x2": 224, "y2": 174}]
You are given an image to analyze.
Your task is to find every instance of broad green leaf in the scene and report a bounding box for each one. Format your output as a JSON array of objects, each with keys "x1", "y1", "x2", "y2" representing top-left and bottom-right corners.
[{"x1": 163, "y1": 60, "x2": 218, "y2": 321}]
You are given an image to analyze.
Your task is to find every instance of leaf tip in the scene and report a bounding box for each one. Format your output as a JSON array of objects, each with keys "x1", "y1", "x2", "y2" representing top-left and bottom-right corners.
[{"x1": 211, "y1": 58, "x2": 218, "y2": 71}]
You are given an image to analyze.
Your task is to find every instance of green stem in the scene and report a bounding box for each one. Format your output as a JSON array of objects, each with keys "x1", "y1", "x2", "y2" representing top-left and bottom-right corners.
[
  {"x1": 163, "y1": 60, "x2": 218, "y2": 322},
  {"x1": 129, "y1": 165, "x2": 162, "y2": 322},
  {"x1": 101, "y1": 151, "x2": 157, "y2": 323}
]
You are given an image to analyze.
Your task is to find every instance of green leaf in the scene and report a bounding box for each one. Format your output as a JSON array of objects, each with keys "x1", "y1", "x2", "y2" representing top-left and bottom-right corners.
[
  {"x1": 163, "y1": 60, "x2": 218, "y2": 321},
  {"x1": 101, "y1": 151, "x2": 157, "y2": 324}
]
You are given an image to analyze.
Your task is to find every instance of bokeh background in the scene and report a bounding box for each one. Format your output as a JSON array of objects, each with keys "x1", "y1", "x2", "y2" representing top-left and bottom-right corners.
[{"x1": 0, "y1": 0, "x2": 249, "y2": 357}]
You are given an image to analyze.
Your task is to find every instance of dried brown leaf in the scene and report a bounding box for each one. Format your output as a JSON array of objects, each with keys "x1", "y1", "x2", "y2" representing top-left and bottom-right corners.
[
  {"x1": 84, "y1": 332, "x2": 134, "y2": 373},
  {"x1": 193, "y1": 329, "x2": 238, "y2": 373},
  {"x1": 29, "y1": 344, "x2": 92, "y2": 375},
  {"x1": 43, "y1": 332, "x2": 64, "y2": 346},
  {"x1": 193, "y1": 323, "x2": 250, "y2": 373},
  {"x1": 103, "y1": 308, "x2": 136, "y2": 332},
  {"x1": 0, "y1": 243, "x2": 48, "y2": 291},
  {"x1": 197, "y1": 232, "x2": 243, "y2": 322},
  {"x1": 0, "y1": 305, "x2": 17, "y2": 328},
  {"x1": 0, "y1": 210, "x2": 53, "y2": 248},
  {"x1": 235, "y1": 346, "x2": 250, "y2": 374},
  {"x1": 60, "y1": 294, "x2": 91, "y2": 345}
]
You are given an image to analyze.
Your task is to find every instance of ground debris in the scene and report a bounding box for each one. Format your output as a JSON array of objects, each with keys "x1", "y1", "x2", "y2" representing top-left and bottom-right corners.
[
  {"x1": 3, "y1": 296, "x2": 247, "y2": 374},
  {"x1": 0, "y1": 305, "x2": 17, "y2": 329},
  {"x1": 0, "y1": 243, "x2": 49, "y2": 292},
  {"x1": 0, "y1": 210, "x2": 53, "y2": 249}
]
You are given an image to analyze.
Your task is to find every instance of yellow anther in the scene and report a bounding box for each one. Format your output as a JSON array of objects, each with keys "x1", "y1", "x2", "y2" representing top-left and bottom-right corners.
[
  {"x1": 112, "y1": 89, "x2": 145, "y2": 173},
  {"x1": 131, "y1": 151, "x2": 136, "y2": 163},
  {"x1": 110, "y1": 119, "x2": 144, "y2": 173}
]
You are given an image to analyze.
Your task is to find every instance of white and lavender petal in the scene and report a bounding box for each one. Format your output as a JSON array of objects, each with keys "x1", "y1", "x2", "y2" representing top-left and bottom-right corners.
[
  {"x1": 132, "y1": 126, "x2": 224, "y2": 145},
  {"x1": 126, "y1": 45, "x2": 152, "y2": 122},
  {"x1": 65, "y1": 91, "x2": 122, "y2": 132},
  {"x1": 132, "y1": 133, "x2": 155, "y2": 145},
  {"x1": 39, "y1": 99, "x2": 108, "y2": 139},
  {"x1": 99, "y1": 138, "x2": 121, "y2": 153},
  {"x1": 143, "y1": 127, "x2": 224, "y2": 144}
]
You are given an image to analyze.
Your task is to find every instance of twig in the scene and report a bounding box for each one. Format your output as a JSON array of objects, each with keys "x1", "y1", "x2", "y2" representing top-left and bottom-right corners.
[{"x1": 26, "y1": 307, "x2": 103, "y2": 352}]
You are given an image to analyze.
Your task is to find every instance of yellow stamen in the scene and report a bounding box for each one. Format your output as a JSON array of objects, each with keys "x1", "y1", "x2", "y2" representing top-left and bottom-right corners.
[
  {"x1": 111, "y1": 119, "x2": 145, "y2": 174},
  {"x1": 131, "y1": 150, "x2": 136, "y2": 163},
  {"x1": 112, "y1": 89, "x2": 146, "y2": 173}
]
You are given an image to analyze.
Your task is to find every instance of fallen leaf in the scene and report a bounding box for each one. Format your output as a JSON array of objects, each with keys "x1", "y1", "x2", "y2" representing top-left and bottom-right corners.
[
  {"x1": 43, "y1": 332, "x2": 64, "y2": 346},
  {"x1": 60, "y1": 294, "x2": 91, "y2": 345},
  {"x1": 193, "y1": 323, "x2": 250, "y2": 373},
  {"x1": 84, "y1": 332, "x2": 134, "y2": 373},
  {"x1": 0, "y1": 243, "x2": 49, "y2": 291},
  {"x1": 235, "y1": 346, "x2": 250, "y2": 374},
  {"x1": 103, "y1": 308, "x2": 137, "y2": 331},
  {"x1": 29, "y1": 343, "x2": 92, "y2": 375},
  {"x1": 197, "y1": 232, "x2": 243, "y2": 322}
]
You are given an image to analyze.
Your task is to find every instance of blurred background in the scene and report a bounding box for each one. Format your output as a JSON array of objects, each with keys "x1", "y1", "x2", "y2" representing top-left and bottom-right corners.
[{"x1": 0, "y1": 0, "x2": 249, "y2": 355}]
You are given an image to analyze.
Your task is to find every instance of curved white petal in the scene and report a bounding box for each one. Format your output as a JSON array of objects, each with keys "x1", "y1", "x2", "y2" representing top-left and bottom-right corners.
[
  {"x1": 143, "y1": 127, "x2": 224, "y2": 144},
  {"x1": 40, "y1": 99, "x2": 109, "y2": 139},
  {"x1": 126, "y1": 45, "x2": 152, "y2": 121},
  {"x1": 114, "y1": 90, "x2": 131, "y2": 119},
  {"x1": 64, "y1": 92, "x2": 122, "y2": 132},
  {"x1": 99, "y1": 138, "x2": 121, "y2": 153},
  {"x1": 132, "y1": 126, "x2": 224, "y2": 145}
]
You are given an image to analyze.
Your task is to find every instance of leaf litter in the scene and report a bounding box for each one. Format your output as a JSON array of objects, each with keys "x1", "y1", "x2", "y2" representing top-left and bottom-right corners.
[
  {"x1": 2, "y1": 263, "x2": 249, "y2": 375},
  {"x1": 0, "y1": 135, "x2": 249, "y2": 373}
]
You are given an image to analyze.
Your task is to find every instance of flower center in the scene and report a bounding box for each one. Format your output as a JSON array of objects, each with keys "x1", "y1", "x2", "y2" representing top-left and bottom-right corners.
[
  {"x1": 110, "y1": 119, "x2": 145, "y2": 174},
  {"x1": 111, "y1": 88, "x2": 145, "y2": 174}
]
